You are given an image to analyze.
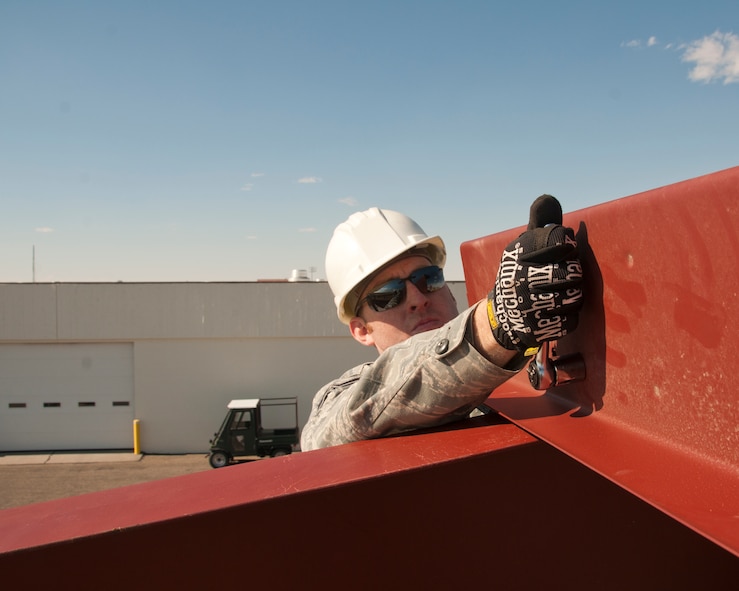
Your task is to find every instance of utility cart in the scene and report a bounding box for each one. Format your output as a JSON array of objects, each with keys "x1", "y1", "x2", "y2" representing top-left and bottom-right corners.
[{"x1": 208, "y1": 397, "x2": 299, "y2": 468}]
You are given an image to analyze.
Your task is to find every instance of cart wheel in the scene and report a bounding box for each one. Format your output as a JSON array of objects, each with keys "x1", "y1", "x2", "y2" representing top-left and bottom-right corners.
[{"x1": 209, "y1": 451, "x2": 230, "y2": 468}]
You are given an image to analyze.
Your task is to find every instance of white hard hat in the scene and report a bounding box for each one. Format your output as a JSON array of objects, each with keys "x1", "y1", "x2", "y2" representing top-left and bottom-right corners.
[{"x1": 326, "y1": 207, "x2": 446, "y2": 324}]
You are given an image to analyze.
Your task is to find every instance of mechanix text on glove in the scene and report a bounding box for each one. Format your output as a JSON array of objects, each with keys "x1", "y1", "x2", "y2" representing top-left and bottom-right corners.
[{"x1": 487, "y1": 196, "x2": 584, "y2": 356}]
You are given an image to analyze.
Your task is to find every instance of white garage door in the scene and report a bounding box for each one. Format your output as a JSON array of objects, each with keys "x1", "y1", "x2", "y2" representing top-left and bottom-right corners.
[{"x1": 0, "y1": 343, "x2": 134, "y2": 451}]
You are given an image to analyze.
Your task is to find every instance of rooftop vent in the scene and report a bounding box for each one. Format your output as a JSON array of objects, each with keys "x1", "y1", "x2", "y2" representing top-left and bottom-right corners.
[{"x1": 288, "y1": 269, "x2": 311, "y2": 282}]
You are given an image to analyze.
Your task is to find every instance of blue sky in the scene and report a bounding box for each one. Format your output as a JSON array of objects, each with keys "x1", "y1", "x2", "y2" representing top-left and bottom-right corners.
[{"x1": 2, "y1": 0, "x2": 738, "y2": 283}]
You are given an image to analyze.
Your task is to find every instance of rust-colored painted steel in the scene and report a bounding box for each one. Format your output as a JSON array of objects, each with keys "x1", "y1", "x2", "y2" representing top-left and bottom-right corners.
[
  {"x1": 461, "y1": 165, "x2": 739, "y2": 556},
  {"x1": 1, "y1": 416, "x2": 737, "y2": 588}
]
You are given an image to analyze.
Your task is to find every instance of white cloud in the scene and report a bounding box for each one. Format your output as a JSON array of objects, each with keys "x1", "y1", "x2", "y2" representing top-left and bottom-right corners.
[
  {"x1": 338, "y1": 196, "x2": 358, "y2": 206},
  {"x1": 35, "y1": 227, "x2": 54, "y2": 233},
  {"x1": 250, "y1": 172, "x2": 265, "y2": 177},
  {"x1": 623, "y1": 30, "x2": 739, "y2": 85},
  {"x1": 682, "y1": 30, "x2": 739, "y2": 84},
  {"x1": 240, "y1": 183, "x2": 254, "y2": 191},
  {"x1": 297, "y1": 176, "x2": 322, "y2": 184},
  {"x1": 622, "y1": 36, "x2": 658, "y2": 49},
  {"x1": 299, "y1": 227, "x2": 317, "y2": 233}
]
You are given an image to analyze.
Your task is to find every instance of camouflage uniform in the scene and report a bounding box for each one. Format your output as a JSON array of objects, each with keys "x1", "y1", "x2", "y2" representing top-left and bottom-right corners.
[{"x1": 301, "y1": 304, "x2": 522, "y2": 451}]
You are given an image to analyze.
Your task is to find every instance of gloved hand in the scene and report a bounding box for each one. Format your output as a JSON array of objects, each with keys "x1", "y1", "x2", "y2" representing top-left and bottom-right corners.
[{"x1": 487, "y1": 195, "x2": 583, "y2": 356}]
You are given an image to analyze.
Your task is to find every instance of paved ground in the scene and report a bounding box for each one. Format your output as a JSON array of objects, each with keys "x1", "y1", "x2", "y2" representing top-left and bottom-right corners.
[{"x1": 0, "y1": 453, "x2": 213, "y2": 510}]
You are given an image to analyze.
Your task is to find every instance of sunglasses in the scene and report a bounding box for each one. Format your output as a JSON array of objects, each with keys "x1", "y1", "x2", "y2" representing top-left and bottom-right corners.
[{"x1": 357, "y1": 265, "x2": 446, "y2": 313}]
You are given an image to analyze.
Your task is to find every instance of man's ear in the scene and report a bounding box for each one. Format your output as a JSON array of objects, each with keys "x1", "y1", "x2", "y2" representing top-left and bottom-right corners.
[{"x1": 349, "y1": 316, "x2": 375, "y2": 347}]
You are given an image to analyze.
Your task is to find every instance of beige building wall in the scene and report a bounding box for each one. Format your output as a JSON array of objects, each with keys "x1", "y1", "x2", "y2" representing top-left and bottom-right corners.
[{"x1": 0, "y1": 281, "x2": 467, "y2": 453}]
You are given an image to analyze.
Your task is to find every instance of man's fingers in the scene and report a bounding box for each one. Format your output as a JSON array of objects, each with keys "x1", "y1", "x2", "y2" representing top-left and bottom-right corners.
[{"x1": 518, "y1": 225, "x2": 578, "y2": 263}]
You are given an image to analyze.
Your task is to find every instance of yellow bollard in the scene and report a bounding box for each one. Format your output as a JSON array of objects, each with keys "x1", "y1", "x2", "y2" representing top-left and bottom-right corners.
[{"x1": 133, "y1": 419, "x2": 141, "y2": 455}]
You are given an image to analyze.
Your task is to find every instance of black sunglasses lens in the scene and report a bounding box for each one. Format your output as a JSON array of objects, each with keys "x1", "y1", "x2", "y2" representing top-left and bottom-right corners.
[
  {"x1": 409, "y1": 266, "x2": 444, "y2": 292},
  {"x1": 363, "y1": 266, "x2": 445, "y2": 313},
  {"x1": 366, "y1": 279, "x2": 406, "y2": 312}
]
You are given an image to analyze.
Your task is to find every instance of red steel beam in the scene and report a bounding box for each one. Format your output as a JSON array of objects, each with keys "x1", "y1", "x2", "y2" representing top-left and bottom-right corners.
[
  {"x1": 461, "y1": 165, "x2": 739, "y2": 556},
  {"x1": 1, "y1": 416, "x2": 737, "y2": 588}
]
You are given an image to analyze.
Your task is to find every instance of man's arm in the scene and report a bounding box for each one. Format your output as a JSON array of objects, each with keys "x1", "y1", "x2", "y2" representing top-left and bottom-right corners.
[{"x1": 301, "y1": 305, "x2": 521, "y2": 451}]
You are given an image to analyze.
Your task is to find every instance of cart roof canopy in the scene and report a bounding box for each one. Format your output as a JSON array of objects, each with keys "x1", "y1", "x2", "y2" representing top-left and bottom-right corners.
[{"x1": 227, "y1": 399, "x2": 260, "y2": 409}]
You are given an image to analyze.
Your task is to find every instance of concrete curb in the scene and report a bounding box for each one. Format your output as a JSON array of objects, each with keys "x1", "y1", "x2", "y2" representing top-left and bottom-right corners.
[{"x1": 0, "y1": 453, "x2": 143, "y2": 466}]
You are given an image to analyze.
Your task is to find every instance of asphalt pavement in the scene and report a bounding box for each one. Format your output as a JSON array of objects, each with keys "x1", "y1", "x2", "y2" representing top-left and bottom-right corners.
[{"x1": 0, "y1": 452, "x2": 212, "y2": 510}]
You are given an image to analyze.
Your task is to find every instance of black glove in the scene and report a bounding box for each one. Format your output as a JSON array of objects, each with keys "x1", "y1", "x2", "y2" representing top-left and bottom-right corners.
[{"x1": 487, "y1": 195, "x2": 584, "y2": 356}]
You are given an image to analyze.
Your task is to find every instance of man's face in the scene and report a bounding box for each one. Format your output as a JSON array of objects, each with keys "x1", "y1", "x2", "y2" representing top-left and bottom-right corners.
[{"x1": 349, "y1": 256, "x2": 459, "y2": 353}]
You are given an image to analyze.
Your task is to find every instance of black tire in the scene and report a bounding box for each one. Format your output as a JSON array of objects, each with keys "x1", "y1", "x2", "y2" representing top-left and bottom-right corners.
[
  {"x1": 209, "y1": 451, "x2": 230, "y2": 468},
  {"x1": 271, "y1": 448, "x2": 289, "y2": 457}
]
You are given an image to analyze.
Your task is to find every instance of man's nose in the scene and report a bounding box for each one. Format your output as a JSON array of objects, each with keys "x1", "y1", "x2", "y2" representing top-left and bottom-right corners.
[{"x1": 405, "y1": 281, "x2": 430, "y2": 309}]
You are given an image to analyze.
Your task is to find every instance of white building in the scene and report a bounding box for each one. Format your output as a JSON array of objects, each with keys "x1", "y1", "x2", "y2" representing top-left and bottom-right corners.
[{"x1": 0, "y1": 281, "x2": 466, "y2": 453}]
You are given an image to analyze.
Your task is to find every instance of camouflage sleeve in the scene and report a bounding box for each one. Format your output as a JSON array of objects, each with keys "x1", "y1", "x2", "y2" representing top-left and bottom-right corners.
[{"x1": 300, "y1": 303, "x2": 522, "y2": 451}]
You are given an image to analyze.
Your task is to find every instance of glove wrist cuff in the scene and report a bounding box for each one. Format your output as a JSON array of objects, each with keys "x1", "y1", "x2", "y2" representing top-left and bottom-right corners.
[{"x1": 486, "y1": 292, "x2": 540, "y2": 357}]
